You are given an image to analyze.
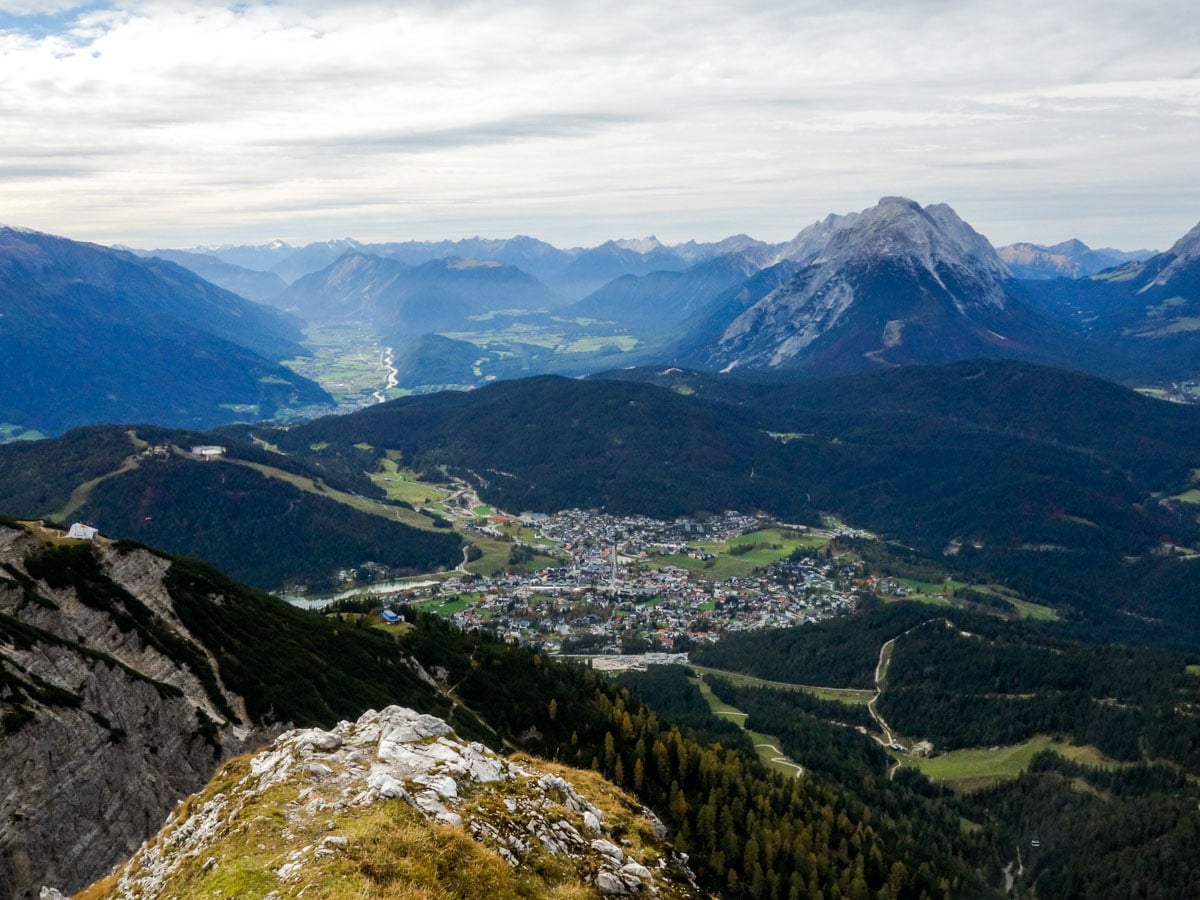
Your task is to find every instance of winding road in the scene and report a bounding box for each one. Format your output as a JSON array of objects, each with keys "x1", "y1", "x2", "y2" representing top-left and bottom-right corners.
[
  {"x1": 867, "y1": 619, "x2": 942, "y2": 778},
  {"x1": 868, "y1": 637, "x2": 898, "y2": 747}
]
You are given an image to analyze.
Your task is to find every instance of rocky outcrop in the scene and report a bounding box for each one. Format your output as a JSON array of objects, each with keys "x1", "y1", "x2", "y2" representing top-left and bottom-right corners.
[
  {"x1": 81, "y1": 705, "x2": 700, "y2": 899},
  {"x1": 0, "y1": 522, "x2": 264, "y2": 899}
]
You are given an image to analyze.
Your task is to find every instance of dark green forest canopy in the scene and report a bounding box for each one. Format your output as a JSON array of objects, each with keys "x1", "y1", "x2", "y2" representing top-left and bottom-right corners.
[
  {"x1": 692, "y1": 600, "x2": 1200, "y2": 768},
  {"x1": 277, "y1": 375, "x2": 815, "y2": 520}
]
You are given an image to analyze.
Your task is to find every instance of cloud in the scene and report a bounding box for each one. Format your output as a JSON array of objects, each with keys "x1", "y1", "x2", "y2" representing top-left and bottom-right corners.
[{"x1": 0, "y1": 1, "x2": 1196, "y2": 249}]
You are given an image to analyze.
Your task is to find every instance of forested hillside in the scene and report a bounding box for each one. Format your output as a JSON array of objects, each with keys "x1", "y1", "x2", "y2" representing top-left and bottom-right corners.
[
  {"x1": 0, "y1": 427, "x2": 458, "y2": 590},
  {"x1": 687, "y1": 596, "x2": 1200, "y2": 896}
]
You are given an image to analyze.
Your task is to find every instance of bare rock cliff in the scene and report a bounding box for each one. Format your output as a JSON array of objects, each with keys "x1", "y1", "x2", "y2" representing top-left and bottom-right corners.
[{"x1": 0, "y1": 522, "x2": 265, "y2": 899}]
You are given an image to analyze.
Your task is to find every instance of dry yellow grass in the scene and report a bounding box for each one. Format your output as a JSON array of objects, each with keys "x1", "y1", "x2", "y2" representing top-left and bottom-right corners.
[{"x1": 75, "y1": 744, "x2": 686, "y2": 900}]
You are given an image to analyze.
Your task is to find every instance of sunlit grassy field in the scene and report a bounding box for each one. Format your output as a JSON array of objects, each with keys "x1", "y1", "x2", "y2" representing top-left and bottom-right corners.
[{"x1": 904, "y1": 736, "x2": 1121, "y2": 792}]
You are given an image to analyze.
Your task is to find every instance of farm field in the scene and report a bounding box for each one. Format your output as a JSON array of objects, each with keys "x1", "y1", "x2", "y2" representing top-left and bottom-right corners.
[
  {"x1": 284, "y1": 324, "x2": 403, "y2": 405},
  {"x1": 903, "y1": 736, "x2": 1121, "y2": 792},
  {"x1": 370, "y1": 459, "x2": 453, "y2": 507}
]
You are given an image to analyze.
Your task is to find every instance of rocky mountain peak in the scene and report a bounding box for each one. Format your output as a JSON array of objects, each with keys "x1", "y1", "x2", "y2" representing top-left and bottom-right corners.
[
  {"x1": 74, "y1": 705, "x2": 699, "y2": 899},
  {"x1": 1046, "y1": 238, "x2": 1092, "y2": 256},
  {"x1": 706, "y1": 198, "x2": 1027, "y2": 372},
  {"x1": 1146, "y1": 218, "x2": 1200, "y2": 289},
  {"x1": 812, "y1": 197, "x2": 1010, "y2": 288},
  {"x1": 778, "y1": 211, "x2": 860, "y2": 264}
]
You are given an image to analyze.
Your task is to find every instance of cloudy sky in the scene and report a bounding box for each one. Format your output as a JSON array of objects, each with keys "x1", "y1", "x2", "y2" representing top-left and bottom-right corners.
[{"x1": 1, "y1": 1, "x2": 1198, "y2": 250}]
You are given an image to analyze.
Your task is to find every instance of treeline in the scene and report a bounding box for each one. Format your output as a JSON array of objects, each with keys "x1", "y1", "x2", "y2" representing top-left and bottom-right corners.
[
  {"x1": 0, "y1": 422, "x2": 390, "y2": 520},
  {"x1": 613, "y1": 665, "x2": 755, "y2": 752},
  {"x1": 884, "y1": 616, "x2": 1194, "y2": 703},
  {"x1": 707, "y1": 679, "x2": 890, "y2": 788},
  {"x1": 705, "y1": 675, "x2": 877, "y2": 734},
  {"x1": 0, "y1": 425, "x2": 139, "y2": 516},
  {"x1": 692, "y1": 601, "x2": 1200, "y2": 770},
  {"x1": 692, "y1": 601, "x2": 933, "y2": 689},
  {"x1": 160, "y1": 554, "x2": 491, "y2": 737}
]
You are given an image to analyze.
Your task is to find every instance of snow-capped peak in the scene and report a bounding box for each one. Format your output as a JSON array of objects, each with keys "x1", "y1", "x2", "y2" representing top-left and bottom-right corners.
[
  {"x1": 0, "y1": 224, "x2": 47, "y2": 236},
  {"x1": 613, "y1": 236, "x2": 664, "y2": 254}
]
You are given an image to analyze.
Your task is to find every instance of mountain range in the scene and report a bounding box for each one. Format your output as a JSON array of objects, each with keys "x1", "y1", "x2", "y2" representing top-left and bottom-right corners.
[
  {"x1": 1020, "y1": 219, "x2": 1200, "y2": 380},
  {"x1": 996, "y1": 238, "x2": 1157, "y2": 279},
  {"x1": 172, "y1": 233, "x2": 777, "y2": 298},
  {"x1": 5, "y1": 196, "x2": 1198, "y2": 439},
  {"x1": 0, "y1": 227, "x2": 329, "y2": 435},
  {"x1": 208, "y1": 197, "x2": 1197, "y2": 391},
  {"x1": 685, "y1": 197, "x2": 1055, "y2": 374}
]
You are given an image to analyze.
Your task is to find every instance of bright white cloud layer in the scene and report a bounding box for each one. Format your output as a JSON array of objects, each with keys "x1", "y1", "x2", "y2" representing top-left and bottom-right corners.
[{"x1": 1, "y1": 0, "x2": 1197, "y2": 249}]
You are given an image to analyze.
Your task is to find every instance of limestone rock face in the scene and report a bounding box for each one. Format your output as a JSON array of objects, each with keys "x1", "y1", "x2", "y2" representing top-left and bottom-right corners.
[
  {"x1": 86, "y1": 705, "x2": 700, "y2": 899},
  {"x1": 0, "y1": 523, "x2": 264, "y2": 899}
]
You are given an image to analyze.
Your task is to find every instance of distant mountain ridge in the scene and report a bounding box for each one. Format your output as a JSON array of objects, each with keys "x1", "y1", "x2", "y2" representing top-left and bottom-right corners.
[
  {"x1": 1017, "y1": 218, "x2": 1200, "y2": 380},
  {"x1": 997, "y1": 239, "x2": 1157, "y2": 280},
  {"x1": 129, "y1": 203, "x2": 1198, "y2": 390},
  {"x1": 271, "y1": 251, "x2": 566, "y2": 343},
  {"x1": 165, "y1": 232, "x2": 789, "y2": 300},
  {"x1": 134, "y1": 247, "x2": 288, "y2": 301},
  {"x1": 0, "y1": 227, "x2": 330, "y2": 434}
]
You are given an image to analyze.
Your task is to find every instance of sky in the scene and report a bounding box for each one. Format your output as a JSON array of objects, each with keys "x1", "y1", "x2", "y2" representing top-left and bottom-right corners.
[{"x1": 1, "y1": 1, "x2": 1198, "y2": 251}]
